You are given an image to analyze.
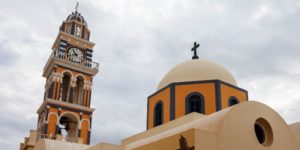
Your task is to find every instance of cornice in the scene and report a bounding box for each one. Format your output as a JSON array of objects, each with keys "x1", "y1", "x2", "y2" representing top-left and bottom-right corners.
[
  {"x1": 43, "y1": 57, "x2": 98, "y2": 78},
  {"x1": 52, "y1": 31, "x2": 95, "y2": 50},
  {"x1": 37, "y1": 99, "x2": 95, "y2": 114}
]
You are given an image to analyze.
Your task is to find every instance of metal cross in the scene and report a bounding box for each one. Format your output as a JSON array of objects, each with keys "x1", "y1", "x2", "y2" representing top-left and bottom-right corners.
[
  {"x1": 75, "y1": 2, "x2": 79, "y2": 12},
  {"x1": 191, "y1": 42, "x2": 200, "y2": 59}
]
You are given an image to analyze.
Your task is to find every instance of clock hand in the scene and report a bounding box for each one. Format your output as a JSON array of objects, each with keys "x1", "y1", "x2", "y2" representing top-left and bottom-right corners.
[{"x1": 72, "y1": 49, "x2": 78, "y2": 56}]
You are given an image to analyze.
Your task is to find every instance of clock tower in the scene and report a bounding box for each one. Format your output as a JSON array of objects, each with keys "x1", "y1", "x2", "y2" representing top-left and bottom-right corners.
[{"x1": 36, "y1": 8, "x2": 98, "y2": 144}]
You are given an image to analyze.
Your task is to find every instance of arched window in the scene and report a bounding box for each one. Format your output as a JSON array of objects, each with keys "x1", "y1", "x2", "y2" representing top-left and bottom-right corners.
[
  {"x1": 75, "y1": 76, "x2": 84, "y2": 105},
  {"x1": 186, "y1": 93, "x2": 205, "y2": 114},
  {"x1": 58, "y1": 113, "x2": 79, "y2": 142},
  {"x1": 61, "y1": 73, "x2": 72, "y2": 102},
  {"x1": 154, "y1": 101, "x2": 163, "y2": 127},
  {"x1": 47, "y1": 82, "x2": 54, "y2": 99},
  {"x1": 228, "y1": 96, "x2": 239, "y2": 106}
]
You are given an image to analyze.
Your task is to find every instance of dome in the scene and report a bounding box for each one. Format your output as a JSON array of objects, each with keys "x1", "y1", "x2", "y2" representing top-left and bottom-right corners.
[
  {"x1": 157, "y1": 59, "x2": 237, "y2": 90},
  {"x1": 66, "y1": 11, "x2": 87, "y2": 26}
]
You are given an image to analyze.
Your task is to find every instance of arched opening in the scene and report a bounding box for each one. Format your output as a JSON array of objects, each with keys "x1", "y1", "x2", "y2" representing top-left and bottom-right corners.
[
  {"x1": 154, "y1": 102, "x2": 163, "y2": 127},
  {"x1": 228, "y1": 97, "x2": 239, "y2": 106},
  {"x1": 255, "y1": 124, "x2": 265, "y2": 144},
  {"x1": 254, "y1": 118, "x2": 273, "y2": 146},
  {"x1": 58, "y1": 113, "x2": 79, "y2": 142},
  {"x1": 75, "y1": 26, "x2": 82, "y2": 38},
  {"x1": 61, "y1": 72, "x2": 72, "y2": 102},
  {"x1": 75, "y1": 76, "x2": 84, "y2": 105},
  {"x1": 186, "y1": 93, "x2": 205, "y2": 114},
  {"x1": 47, "y1": 82, "x2": 54, "y2": 99}
]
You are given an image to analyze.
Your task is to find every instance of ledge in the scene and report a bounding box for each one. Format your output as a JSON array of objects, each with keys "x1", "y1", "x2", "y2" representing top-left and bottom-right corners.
[
  {"x1": 37, "y1": 99, "x2": 95, "y2": 114},
  {"x1": 43, "y1": 56, "x2": 99, "y2": 78}
]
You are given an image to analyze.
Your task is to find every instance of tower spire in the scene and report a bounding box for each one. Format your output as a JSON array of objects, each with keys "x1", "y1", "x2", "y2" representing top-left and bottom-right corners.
[{"x1": 75, "y1": 2, "x2": 79, "y2": 12}]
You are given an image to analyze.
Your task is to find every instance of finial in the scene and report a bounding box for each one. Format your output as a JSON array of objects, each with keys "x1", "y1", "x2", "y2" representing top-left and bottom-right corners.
[
  {"x1": 191, "y1": 42, "x2": 200, "y2": 59},
  {"x1": 75, "y1": 2, "x2": 79, "y2": 12}
]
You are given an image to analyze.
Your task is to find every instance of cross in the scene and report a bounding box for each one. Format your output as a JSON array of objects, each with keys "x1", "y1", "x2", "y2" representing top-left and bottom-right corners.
[
  {"x1": 191, "y1": 42, "x2": 200, "y2": 59},
  {"x1": 75, "y1": 2, "x2": 79, "y2": 12}
]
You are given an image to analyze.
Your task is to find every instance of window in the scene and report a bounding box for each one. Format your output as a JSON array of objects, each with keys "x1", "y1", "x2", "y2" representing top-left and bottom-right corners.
[
  {"x1": 186, "y1": 93, "x2": 205, "y2": 114},
  {"x1": 47, "y1": 82, "x2": 54, "y2": 99},
  {"x1": 58, "y1": 113, "x2": 79, "y2": 142},
  {"x1": 154, "y1": 102, "x2": 163, "y2": 127},
  {"x1": 61, "y1": 73, "x2": 71, "y2": 102},
  {"x1": 75, "y1": 76, "x2": 84, "y2": 105},
  {"x1": 254, "y1": 118, "x2": 273, "y2": 146},
  {"x1": 228, "y1": 97, "x2": 239, "y2": 106}
]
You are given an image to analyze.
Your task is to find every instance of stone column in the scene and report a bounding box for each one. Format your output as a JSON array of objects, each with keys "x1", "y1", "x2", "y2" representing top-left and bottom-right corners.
[
  {"x1": 83, "y1": 81, "x2": 93, "y2": 107},
  {"x1": 68, "y1": 77, "x2": 77, "y2": 103},
  {"x1": 52, "y1": 72, "x2": 63, "y2": 100}
]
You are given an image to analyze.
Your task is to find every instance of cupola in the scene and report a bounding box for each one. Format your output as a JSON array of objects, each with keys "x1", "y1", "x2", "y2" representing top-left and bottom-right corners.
[
  {"x1": 59, "y1": 4, "x2": 90, "y2": 41},
  {"x1": 157, "y1": 59, "x2": 237, "y2": 90},
  {"x1": 146, "y1": 42, "x2": 248, "y2": 129}
]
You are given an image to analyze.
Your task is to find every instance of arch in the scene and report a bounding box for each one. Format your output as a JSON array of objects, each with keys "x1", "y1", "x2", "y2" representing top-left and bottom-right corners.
[
  {"x1": 80, "y1": 119, "x2": 90, "y2": 130},
  {"x1": 58, "y1": 112, "x2": 80, "y2": 124},
  {"x1": 47, "y1": 112, "x2": 59, "y2": 124},
  {"x1": 228, "y1": 96, "x2": 239, "y2": 106},
  {"x1": 57, "y1": 112, "x2": 80, "y2": 142},
  {"x1": 153, "y1": 101, "x2": 164, "y2": 127},
  {"x1": 75, "y1": 73, "x2": 86, "y2": 81},
  {"x1": 185, "y1": 92, "x2": 205, "y2": 114},
  {"x1": 62, "y1": 70, "x2": 74, "y2": 78}
]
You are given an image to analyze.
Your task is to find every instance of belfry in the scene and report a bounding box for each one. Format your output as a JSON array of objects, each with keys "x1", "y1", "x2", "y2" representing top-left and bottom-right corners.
[
  {"x1": 21, "y1": 5, "x2": 99, "y2": 147},
  {"x1": 40, "y1": 6, "x2": 99, "y2": 144}
]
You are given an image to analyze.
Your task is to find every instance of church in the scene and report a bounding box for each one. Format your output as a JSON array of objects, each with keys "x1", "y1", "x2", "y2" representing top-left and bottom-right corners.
[{"x1": 20, "y1": 6, "x2": 300, "y2": 150}]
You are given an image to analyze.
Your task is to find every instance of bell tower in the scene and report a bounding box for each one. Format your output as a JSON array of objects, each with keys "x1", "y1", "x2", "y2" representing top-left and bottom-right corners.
[{"x1": 36, "y1": 7, "x2": 98, "y2": 145}]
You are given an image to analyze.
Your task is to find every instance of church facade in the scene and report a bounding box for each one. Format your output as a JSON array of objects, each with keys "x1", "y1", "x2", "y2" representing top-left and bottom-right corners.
[{"x1": 20, "y1": 7, "x2": 300, "y2": 150}]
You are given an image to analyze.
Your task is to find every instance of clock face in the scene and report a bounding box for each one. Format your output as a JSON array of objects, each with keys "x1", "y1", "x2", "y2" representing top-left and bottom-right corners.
[{"x1": 68, "y1": 48, "x2": 83, "y2": 63}]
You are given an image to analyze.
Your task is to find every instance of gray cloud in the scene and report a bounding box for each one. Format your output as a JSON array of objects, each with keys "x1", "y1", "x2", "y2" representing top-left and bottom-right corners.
[
  {"x1": 1, "y1": 0, "x2": 300, "y2": 149},
  {"x1": 0, "y1": 41, "x2": 18, "y2": 66}
]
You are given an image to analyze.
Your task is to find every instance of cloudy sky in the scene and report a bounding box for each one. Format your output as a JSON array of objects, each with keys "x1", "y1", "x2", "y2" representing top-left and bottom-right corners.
[{"x1": 1, "y1": 0, "x2": 300, "y2": 149}]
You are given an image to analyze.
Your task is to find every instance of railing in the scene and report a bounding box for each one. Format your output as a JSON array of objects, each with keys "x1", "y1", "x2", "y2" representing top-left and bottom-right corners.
[
  {"x1": 62, "y1": 137, "x2": 78, "y2": 143},
  {"x1": 40, "y1": 134, "x2": 55, "y2": 139},
  {"x1": 40, "y1": 134, "x2": 78, "y2": 143},
  {"x1": 44, "y1": 51, "x2": 99, "y2": 71}
]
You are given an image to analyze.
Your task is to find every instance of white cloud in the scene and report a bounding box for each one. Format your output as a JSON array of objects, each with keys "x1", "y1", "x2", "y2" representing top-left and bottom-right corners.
[{"x1": 1, "y1": 0, "x2": 300, "y2": 149}]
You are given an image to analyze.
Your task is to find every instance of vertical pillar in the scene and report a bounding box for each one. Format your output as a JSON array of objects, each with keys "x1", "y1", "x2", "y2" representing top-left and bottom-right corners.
[
  {"x1": 85, "y1": 90, "x2": 90, "y2": 107},
  {"x1": 53, "y1": 82, "x2": 58, "y2": 100},
  {"x1": 83, "y1": 81, "x2": 92, "y2": 107},
  {"x1": 43, "y1": 124, "x2": 48, "y2": 137},
  {"x1": 47, "y1": 82, "x2": 55, "y2": 99},
  {"x1": 88, "y1": 91, "x2": 92, "y2": 107},
  {"x1": 46, "y1": 107, "x2": 58, "y2": 140},
  {"x1": 87, "y1": 131, "x2": 91, "y2": 145},
  {"x1": 78, "y1": 112, "x2": 82, "y2": 141},
  {"x1": 83, "y1": 89, "x2": 87, "y2": 106},
  {"x1": 48, "y1": 72, "x2": 63, "y2": 100},
  {"x1": 88, "y1": 115, "x2": 92, "y2": 144},
  {"x1": 53, "y1": 79, "x2": 61, "y2": 100},
  {"x1": 68, "y1": 77, "x2": 77, "y2": 104},
  {"x1": 55, "y1": 108, "x2": 61, "y2": 138},
  {"x1": 55, "y1": 73, "x2": 63, "y2": 100}
]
